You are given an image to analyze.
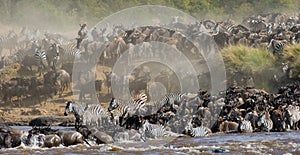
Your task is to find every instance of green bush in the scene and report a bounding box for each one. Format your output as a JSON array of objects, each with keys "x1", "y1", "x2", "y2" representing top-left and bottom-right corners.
[
  {"x1": 283, "y1": 43, "x2": 300, "y2": 77},
  {"x1": 222, "y1": 45, "x2": 276, "y2": 75}
]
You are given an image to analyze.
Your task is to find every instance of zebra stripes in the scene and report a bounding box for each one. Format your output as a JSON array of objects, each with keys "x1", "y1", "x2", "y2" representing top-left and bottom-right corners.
[
  {"x1": 108, "y1": 93, "x2": 147, "y2": 113},
  {"x1": 141, "y1": 120, "x2": 167, "y2": 140},
  {"x1": 34, "y1": 47, "x2": 47, "y2": 75},
  {"x1": 157, "y1": 93, "x2": 187, "y2": 109},
  {"x1": 83, "y1": 104, "x2": 110, "y2": 127},
  {"x1": 110, "y1": 105, "x2": 130, "y2": 126},
  {"x1": 257, "y1": 111, "x2": 273, "y2": 132},
  {"x1": 239, "y1": 120, "x2": 253, "y2": 133},
  {"x1": 59, "y1": 41, "x2": 84, "y2": 62},
  {"x1": 284, "y1": 105, "x2": 300, "y2": 130},
  {"x1": 64, "y1": 101, "x2": 86, "y2": 128},
  {"x1": 183, "y1": 122, "x2": 211, "y2": 137},
  {"x1": 46, "y1": 43, "x2": 60, "y2": 70},
  {"x1": 108, "y1": 93, "x2": 148, "y2": 126},
  {"x1": 267, "y1": 39, "x2": 287, "y2": 56},
  {"x1": 64, "y1": 101, "x2": 110, "y2": 128}
]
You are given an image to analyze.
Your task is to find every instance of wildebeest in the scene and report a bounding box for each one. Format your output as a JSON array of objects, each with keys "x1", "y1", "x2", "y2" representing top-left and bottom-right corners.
[
  {"x1": 57, "y1": 130, "x2": 83, "y2": 146},
  {"x1": 55, "y1": 69, "x2": 71, "y2": 97},
  {"x1": 0, "y1": 125, "x2": 25, "y2": 148}
]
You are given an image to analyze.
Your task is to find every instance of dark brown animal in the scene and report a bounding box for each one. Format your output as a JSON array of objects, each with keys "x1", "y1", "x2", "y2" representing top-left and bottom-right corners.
[
  {"x1": 219, "y1": 120, "x2": 239, "y2": 133},
  {"x1": 57, "y1": 130, "x2": 83, "y2": 146},
  {"x1": 44, "y1": 134, "x2": 61, "y2": 148}
]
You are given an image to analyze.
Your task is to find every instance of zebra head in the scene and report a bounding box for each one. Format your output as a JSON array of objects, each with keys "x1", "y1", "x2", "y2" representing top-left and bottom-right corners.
[
  {"x1": 64, "y1": 101, "x2": 74, "y2": 116},
  {"x1": 183, "y1": 121, "x2": 193, "y2": 135},
  {"x1": 109, "y1": 110, "x2": 119, "y2": 126},
  {"x1": 108, "y1": 98, "x2": 119, "y2": 111}
]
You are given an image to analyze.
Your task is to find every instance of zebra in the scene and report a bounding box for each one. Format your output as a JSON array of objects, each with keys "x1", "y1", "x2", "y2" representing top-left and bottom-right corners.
[
  {"x1": 109, "y1": 97, "x2": 147, "y2": 125},
  {"x1": 64, "y1": 101, "x2": 86, "y2": 129},
  {"x1": 58, "y1": 40, "x2": 84, "y2": 63},
  {"x1": 108, "y1": 93, "x2": 148, "y2": 126},
  {"x1": 109, "y1": 104, "x2": 131, "y2": 126},
  {"x1": 156, "y1": 92, "x2": 192, "y2": 113},
  {"x1": 0, "y1": 31, "x2": 18, "y2": 55},
  {"x1": 284, "y1": 105, "x2": 300, "y2": 130},
  {"x1": 183, "y1": 121, "x2": 212, "y2": 137},
  {"x1": 108, "y1": 93, "x2": 148, "y2": 113},
  {"x1": 257, "y1": 110, "x2": 273, "y2": 132},
  {"x1": 64, "y1": 101, "x2": 111, "y2": 128},
  {"x1": 267, "y1": 39, "x2": 287, "y2": 56},
  {"x1": 34, "y1": 47, "x2": 48, "y2": 76},
  {"x1": 244, "y1": 111, "x2": 259, "y2": 131},
  {"x1": 141, "y1": 120, "x2": 167, "y2": 140},
  {"x1": 46, "y1": 43, "x2": 60, "y2": 70},
  {"x1": 238, "y1": 117, "x2": 253, "y2": 133},
  {"x1": 82, "y1": 104, "x2": 111, "y2": 127}
]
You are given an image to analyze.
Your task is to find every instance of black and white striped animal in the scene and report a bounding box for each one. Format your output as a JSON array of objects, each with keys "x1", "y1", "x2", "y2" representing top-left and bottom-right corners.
[
  {"x1": 267, "y1": 39, "x2": 287, "y2": 56},
  {"x1": 284, "y1": 105, "x2": 300, "y2": 130},
  {"x1": 108, "y1": 93, "x2": 148, "y2": 112},
  {"x1": 34, "y1": 47, "x2": 48, "y2": 76},
  {"x1": 183, "y1": 122, "x2": 212, "y2": 137},
  {"x1": 64, "y1": 101, "x2": 110, "y2": 128},
  {"x1": 83, "y1": 104, "x2": 110, "y2": 127},
  {"x1": 64, "y1": 101, "x2": 86, "y2": 129},
  {"x1": 58, "y1": 41, "x2": 84, "y2": 63},
  {"x1": 110, "y1": 105, "x2": 131, "y2": 126},
  {"x1": 141, "y1": 120, "x2": 167, "y2": 140},
  {"x1": 238, "y1": 118, "x2": 253, "y2": 133},
  {"x1": 108, "y1": 93, "x2": 148, "y2": 126},
  {"x1": 46, "y1": 43, "x2": 60, "y2": 70},
  {"x1": 257, "y1": 110, "x2": 273, "y2": 132},
  {"x1": 156, "y1": 92, "x2": 191, "y2": 113}
]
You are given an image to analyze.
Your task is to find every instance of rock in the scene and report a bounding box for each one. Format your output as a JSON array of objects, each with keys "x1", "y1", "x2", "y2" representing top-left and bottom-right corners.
[
  {"x1": 58, "y1": 118, "x2": 74, "y2": 127},
  {"x1": 29, "y1": 116, "x2": 57, "y2": 126}
]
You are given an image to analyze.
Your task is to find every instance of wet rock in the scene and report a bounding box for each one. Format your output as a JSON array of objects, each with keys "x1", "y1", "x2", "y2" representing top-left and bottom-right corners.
[
  {"x1": 212, "y1": 148, "x2": 229, "y2": 153},
  {"x1": 58, "y1": 118, "x2": 74, "y2": 127},
  {"x1": 29, "y1": 116, "x2": 57, "y2": 126},
  {"x1": 28, "y1": 126, "x2": 59, "y2": 135}
]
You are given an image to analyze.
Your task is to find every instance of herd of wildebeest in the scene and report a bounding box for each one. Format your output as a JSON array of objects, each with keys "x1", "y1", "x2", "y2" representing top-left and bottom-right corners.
[{"x1": 0, "y1": 12, "x2": 300, "y2": 149}]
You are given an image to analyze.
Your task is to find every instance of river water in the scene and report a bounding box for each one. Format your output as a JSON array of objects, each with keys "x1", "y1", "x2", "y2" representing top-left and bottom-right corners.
[{"x1": 0, "y1": 126, "x2": 299, "y2": 154}]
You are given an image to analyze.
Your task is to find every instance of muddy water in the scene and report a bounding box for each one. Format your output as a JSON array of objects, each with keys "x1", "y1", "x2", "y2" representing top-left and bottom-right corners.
[{"x1": 1, "y1": 126, "x2": 299, "y2": 155}]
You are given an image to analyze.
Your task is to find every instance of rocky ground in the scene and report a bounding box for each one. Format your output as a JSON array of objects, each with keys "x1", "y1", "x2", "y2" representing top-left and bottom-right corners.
[{"x1": 0, "y1": 95, "x2": 74, "y2": 126}]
